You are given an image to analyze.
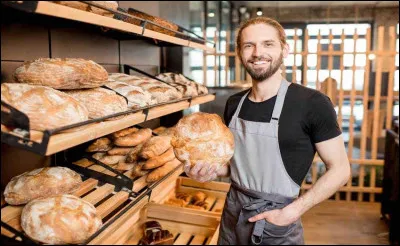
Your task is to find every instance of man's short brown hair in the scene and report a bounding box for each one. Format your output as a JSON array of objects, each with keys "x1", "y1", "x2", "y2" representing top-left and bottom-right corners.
[{"x1": 235, "y1": 17, "x2": 287, "y2": 56}]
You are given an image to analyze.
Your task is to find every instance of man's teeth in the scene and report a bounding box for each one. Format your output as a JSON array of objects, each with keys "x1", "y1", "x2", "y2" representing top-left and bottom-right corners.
[{"x1": 253, "y1": 61, "x2": 268, "y2": 65}]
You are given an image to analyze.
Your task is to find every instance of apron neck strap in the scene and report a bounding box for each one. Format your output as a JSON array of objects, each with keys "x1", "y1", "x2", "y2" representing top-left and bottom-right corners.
[{"x1": 271, "y1": 80, "x2": 290, "y2": 124}]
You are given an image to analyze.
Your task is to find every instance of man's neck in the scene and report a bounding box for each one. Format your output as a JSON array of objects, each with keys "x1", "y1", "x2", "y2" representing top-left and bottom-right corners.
[{"x1": 249, "y1": 72, "x2": 283, "y2": 102}]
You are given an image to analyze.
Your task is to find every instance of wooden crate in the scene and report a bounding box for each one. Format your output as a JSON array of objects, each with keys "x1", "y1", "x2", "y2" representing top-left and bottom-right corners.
[
  {"x1": 0, "y1": 178, "x2": 144, "y2": 244},
  {"x1": 151, "y1": 176, "x2": 231, "y2": 215},
  {"x1": 122, "y1": 203, "x2": 221, "y2": 245}
]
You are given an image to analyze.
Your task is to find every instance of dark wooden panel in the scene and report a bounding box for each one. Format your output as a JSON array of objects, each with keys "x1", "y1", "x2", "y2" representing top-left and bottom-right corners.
[
  {"x1": 120, "y1": 40, "x2": 160, "y2": 67},
  {"x1": 51, "y1": 27, "x2": 119, "y2": 64},
  {"x1": 1, "y1": 61, "x2": 23, "y2": 83},
  {"x1": 1, "y1": 23, "x2": 49, "y2": 61}
]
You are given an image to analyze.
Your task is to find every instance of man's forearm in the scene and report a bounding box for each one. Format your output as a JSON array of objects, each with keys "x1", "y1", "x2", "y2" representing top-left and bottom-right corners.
[{"x1": 287, "y1": 165, "x2": 350, "y2": 217}]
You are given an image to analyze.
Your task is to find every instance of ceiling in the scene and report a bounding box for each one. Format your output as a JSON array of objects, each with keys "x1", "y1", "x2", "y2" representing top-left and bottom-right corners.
[{"x1": 234, "y1": 1, "x2": 399, "y2": 8}]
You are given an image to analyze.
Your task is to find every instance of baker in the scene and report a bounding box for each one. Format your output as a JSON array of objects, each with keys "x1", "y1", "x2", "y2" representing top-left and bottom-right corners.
[{"x1": 184, "y1": 17, "x2": 350, "y2": 245}]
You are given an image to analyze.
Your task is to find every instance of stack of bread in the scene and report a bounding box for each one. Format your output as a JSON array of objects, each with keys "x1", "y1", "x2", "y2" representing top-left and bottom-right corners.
[
  {"x1": 156, "y1": 72, "x2": 208, "y2": 96},
  {"x1": 3, "y1": 166, "x2": 103, "y2": 244},
  {"x1": 164, "y1": 191, "x2": 209, "y2": 210},
  {"x1": 83, "y1": 126, "x2": 182, "y2": 183},
  {"x1": 109, "y1": 73, "x2": 182, "y2": 104},
  {"x1": 53, "y1": 1, "x2": 119, "y2": 18}
]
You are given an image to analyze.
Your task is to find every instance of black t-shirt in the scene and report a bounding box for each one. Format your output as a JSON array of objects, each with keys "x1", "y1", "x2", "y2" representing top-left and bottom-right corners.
[{"x1": 224, "y1": 83, "x2": 342, "y2": 186}]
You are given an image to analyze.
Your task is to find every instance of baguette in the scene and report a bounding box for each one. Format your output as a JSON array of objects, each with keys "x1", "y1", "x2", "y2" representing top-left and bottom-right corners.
[
  {"x1": 142, "y1": 148, "x2": 175, "y2": 170},
  {"x1": 126, "y1": 144, "x2": 143, "y2": 163},
  {"x1": 107, "y1": 147, "x2": 133, "y2": 156},
  {"x1": 114, "y1": 128, "x2": 152, "y2": 147},
  {"x1": 146, "y1": 158, "x2": 181, "y2": 183},
  {"x1": 140, "y1": 136, "x2": 172, "y2": 159}
]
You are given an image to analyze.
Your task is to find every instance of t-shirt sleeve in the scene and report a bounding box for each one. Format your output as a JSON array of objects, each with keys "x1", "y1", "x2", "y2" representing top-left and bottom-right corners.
[{"x1": 307, "y1": 92, "x2": 342, "y2": 143}]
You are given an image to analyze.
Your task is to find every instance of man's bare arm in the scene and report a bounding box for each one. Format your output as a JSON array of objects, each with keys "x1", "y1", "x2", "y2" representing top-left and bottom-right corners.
[{"x1": 249, "y1": 134, "x2": 351, "y2": 225}]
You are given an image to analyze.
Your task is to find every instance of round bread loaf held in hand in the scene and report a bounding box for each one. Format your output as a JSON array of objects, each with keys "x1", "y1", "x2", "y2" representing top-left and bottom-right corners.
[
  {"x1": 4, "y1": 167, "x2": 82, "y2": 205},
  {"x1": 21, "y1": 194, "x2": 103, "y2": 244},
  {"x1": 171, "y1": 112, "x2": 234, "y2": 168}
]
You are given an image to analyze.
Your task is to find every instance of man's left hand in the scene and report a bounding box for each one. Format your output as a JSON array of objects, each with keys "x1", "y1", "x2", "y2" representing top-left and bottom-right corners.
[{"x1": 248, "y1": 206, "x2": 300, "y2": 226}]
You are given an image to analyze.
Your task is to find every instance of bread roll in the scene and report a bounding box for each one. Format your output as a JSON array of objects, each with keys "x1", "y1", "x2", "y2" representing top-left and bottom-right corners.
[
  {"x1": 65, "y1": 88, "x2": 127, "y2": 119},
  {"x1": 1, "y1": 83, "x2": 89, "y2": 131},
  {"x1": 105, "y1": 81, "x2": 153, "y2": 108},
  {"x1": 4, "y1": 167, "x2": 82, "y2": 205},
  {"x1": 112, "y1": 127, "x2": 138, "y2": 139},
  {"x1": 192, "y1": 191, "x2": 207, "y2": 202},
  {"x1": 114, "y1": 128, "x2": 152, "y2": 147},
  {"x1": 171, "y1": 112, "x2": 234, "y2": 168},
  {"x1": 143, "y1": 148, "x2": 175, "y2": 169},
  {"x1": 99, "y1": 155, "x2": 126, "y2": 166},
  {"x1": 86, "y1": 137, "x2": 112, "y2": 152},
  {"x1": 146, "y1": 158, "x2": 181, "y2": 183},
  {"x1": 14, "y1": 58, "x2": 108, "y2": 89},
  {"x1": 21, "y1": 194, "x2": 102, "y2": 244},
  {"x1": 107, "y1": 147, "x2": 133, "y2": 156},
  {"x1": 140, "y1": 136, "x2": 172, "y2": 159}
]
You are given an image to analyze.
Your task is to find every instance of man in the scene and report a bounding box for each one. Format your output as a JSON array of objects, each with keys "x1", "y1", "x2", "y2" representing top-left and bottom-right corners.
[{"x1": 184, "y1": 17, "x2": 350, "y2": 245}]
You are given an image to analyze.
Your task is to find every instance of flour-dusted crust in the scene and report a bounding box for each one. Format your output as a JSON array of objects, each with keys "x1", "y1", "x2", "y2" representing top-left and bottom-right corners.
[
  {"x1": 105, "y1": 80, "x2": 153, "y2": 108},
  {"x1": 139, "y1": 136, "x2": 172, "y2": 159},
  {"x1": 65, "y1": 87, "x2": 127, "y2": 119},
  {"x1": 1, "y1": 83, "x2": 89, "y2": 131},
  {"x1": 4, "y1": 167, "x2": 82, "y2": 205},
  {"x1": 171, "y1": 112, "x2": 234, "y2": 168},
  {"x1": 14, "y1": 58, "x2": 108, "y2": 89},
  {"x1": 21, "y1": 194, "x2": 103, "y2": 244}
]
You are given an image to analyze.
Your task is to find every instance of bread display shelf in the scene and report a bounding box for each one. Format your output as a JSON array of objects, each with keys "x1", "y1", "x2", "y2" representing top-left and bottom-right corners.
[
  {"x1": 1, "y1": 94, "x2": 215, "y2": 156},
  {"x1": 91, "y1": 202, "x2": 221, "y2": 245},
  {"x1": 151, "y1": 177, "x2": 230, "y2": 215},
  {"x1": 1, "y1": 1, "x2": 215, "y2": 52}
]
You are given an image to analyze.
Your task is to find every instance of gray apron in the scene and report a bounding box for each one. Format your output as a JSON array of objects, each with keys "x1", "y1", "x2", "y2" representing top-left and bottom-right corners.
[{"x1": 218, "y1": 80, "x2": 304, "y2": 245}]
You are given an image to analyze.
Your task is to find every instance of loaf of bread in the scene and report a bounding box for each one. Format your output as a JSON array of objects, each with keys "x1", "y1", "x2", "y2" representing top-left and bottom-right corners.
[
  {"x1": 152, "y1": 126, "x2": 167, "y2": 135},
  {"x1": 21, "y1": 194, "x2": 103, "y2": 244},
  {"x1": 65, "y1": 87, "x2": 127, "y2": 119},
  {"x1": 115, "y1": 162, "x2": 135, "y2": 171},
  {"x1": 105, "y1": 80, "x2": 153, "y2": 108},
  {"x1": 92, "y1": 152, "x2": 106, "y2": 160},
  {"x1": 143, "y1": 148, "x2": 175, "y2": 169},
  {"x1": 14, "y1": 58, "x2": 108, "y2": 89},
  {"x1": 54, "y1": 1, "x2": 118, "y2": 18},
  {"x1": 114, "y1": 128, "x2": 152, "y2": 147},
  {"x1": 140, "y1": 136, "x2": 172, "y2": 159},
  {"x1": 158, "y1": 127, "x2": 176, "y2": 137},
  {"x1": 171, "y1": 112, "x2": 235, "y2": 168},
  {"x1": 112, "y1": 127, "x2": 138, "y2": 139},
  {"x1": 1, "y1": 83, "x2": 89, "y2": 131},
  {"x1": 99, "y1": 155, "x2": 126, "y2": 166},
  {"x1": 86, "y1": 137, "x2": 112, "y2": 152},
  {"x1": 126, "y1": 144, "x2": 143, "y2": 163},
  {"x1": 4, "y1": 167, "x2": 82, "y2": 205},
  {"x1": 107, "y1": 147, "x2": 133, "y2": 156},
  {"x1": 157, "y1": 73, "x2": 208, "y2": 96},
  {"x1": 146, "y1": 158, "x2": 181, "y2": 183}
]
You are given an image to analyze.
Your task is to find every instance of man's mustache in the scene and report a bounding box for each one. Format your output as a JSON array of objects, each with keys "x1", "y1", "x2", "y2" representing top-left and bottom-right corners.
[{"x1": 247, "y1": 56, "x2": 272, "y2": 63}]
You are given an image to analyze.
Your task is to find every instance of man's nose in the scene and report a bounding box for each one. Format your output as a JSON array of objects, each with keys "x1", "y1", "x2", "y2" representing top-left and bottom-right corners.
[{"x1": 252, "y1": 44, "x2": 264, "y2": 57}]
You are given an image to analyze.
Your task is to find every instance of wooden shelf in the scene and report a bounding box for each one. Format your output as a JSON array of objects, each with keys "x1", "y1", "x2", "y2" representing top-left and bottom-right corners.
[
  {"x1": 1, "y1": 94, "x2": 215, "y2": 156},
  {"x1": 2, "y1": 1, "x2": 215, "y2": 52}
]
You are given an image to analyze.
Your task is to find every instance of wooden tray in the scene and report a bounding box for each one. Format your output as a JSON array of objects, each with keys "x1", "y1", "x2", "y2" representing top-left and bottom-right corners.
[
  {"x1": 151, "y1": 177, "x2": 231, "y2": 215},
  {"x1": 0, "y1": 178, "x2": 141, "y2": 243},
  {"x1": 118, "y1": 203, "x2": 220, "y2": 245}
]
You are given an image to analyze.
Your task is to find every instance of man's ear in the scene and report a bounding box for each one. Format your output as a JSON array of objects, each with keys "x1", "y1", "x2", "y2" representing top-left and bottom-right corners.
[{"x1": 282, "y1": 43, "x2": 289, "y2": 58}]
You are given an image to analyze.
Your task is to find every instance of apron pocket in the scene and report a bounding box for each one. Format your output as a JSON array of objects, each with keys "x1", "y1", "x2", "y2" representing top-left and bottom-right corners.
[{"x1": 263, "y1": 219, "x2": 296, "y2": 237}]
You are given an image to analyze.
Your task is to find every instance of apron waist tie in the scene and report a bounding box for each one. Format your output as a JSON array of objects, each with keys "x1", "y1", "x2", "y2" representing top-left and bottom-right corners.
[{"x1": 231, "y1": 181, "x2": 296, "y2": 245}]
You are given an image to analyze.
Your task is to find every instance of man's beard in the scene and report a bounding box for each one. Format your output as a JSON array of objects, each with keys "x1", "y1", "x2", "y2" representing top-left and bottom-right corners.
[{"x1": 242, "y1": 53, "x2": 283, "y2": 81}]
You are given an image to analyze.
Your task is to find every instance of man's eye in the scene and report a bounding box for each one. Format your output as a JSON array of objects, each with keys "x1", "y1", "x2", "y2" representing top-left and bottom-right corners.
[
  {"x1": 243, "y1": 44, "x2": 252, "y2": 48},
  {"x1": 265, "y1": 43, "x2": 273, "y2": 47}
]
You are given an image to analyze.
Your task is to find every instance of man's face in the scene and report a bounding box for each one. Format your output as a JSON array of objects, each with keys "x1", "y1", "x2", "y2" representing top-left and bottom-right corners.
[{"x1": 239, "y1": 23, "x2": 289, "y2": 81}]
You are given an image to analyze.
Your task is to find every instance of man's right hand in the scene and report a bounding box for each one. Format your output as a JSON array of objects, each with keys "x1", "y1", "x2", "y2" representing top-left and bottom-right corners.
[{"x1": 184, "y1": 161, "x2": 223, "y2": 183}]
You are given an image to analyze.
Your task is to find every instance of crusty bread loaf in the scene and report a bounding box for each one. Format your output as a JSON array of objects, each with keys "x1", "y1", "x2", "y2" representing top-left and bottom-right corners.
[
  {"x1": 1, "y1": 83, "x2": 89, "y2": 131},
  {"x1": 4, "y1": 167, "x2": 82, "y2": 205},
  {"x1": 99, "y1": 155, "x2": 126, "y2": 166},
  {"x1": 115, "y1": 162, "x2": 135, "y2": 171},
  {"x1": 140, "y1": 136, "x2": 172, "y2": 159},
  {"x1": 107, "y1": 147, "x2": 133, "y2": 156},
  {"x1": 21, "y1": 194, "x2": 102, "y2": 244},
  {"x1": 114, "y1": 128, "x2": 152, "y2": 147},
  {"x1": 158, "y1": 127, "x2": 176, "y2": 137},
  {"x1": 105, "y1": 80, "x2": 153, "y2": 108},
  {"x1": 157, "y1": 73, "x2": 208, "y2": 96},
  {"x1": 54, "y1": 1, "x2": 118, "y2": 18},
  {"x1": 14, "y1": 58, "x2": 108, "y2": 89},
  {"x1": 146, "y1": 158, "x2": 181, "y2": 183},
  {"x1": 143, "y1": 148, "x2": 175, "y2": 169},
  {"x1": 171, "y1": 112, "x2": 234, "y2": 168},
  {"x1": 126, "y1": 144, "x2": 143, "y2": 163},
  {"x1": 86, "y1": 137, "x2": 112, "y2": 152},
  {"x1": 65, "y1": 88, "x2": 127, "y2": 119},
  {"x1": 112, "y1": 127, "x2": 138, "y2": 139}
]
